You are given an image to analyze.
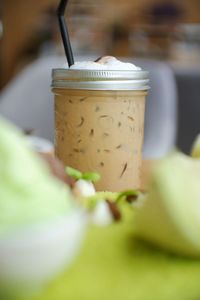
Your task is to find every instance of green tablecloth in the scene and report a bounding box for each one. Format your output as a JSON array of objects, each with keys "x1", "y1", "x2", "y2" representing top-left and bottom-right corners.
[{"x1": 26, "y1": 220, "x2": 200, "y2": 300}]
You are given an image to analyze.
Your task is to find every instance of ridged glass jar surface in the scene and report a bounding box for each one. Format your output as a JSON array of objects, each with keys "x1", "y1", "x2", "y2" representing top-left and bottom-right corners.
[{"x1": 52, "y1": 69, "x2": 149, "y2": 191}]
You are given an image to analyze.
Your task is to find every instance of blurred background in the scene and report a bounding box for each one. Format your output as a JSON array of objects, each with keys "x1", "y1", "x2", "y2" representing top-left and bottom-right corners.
[{"x1": 0, "y1": 0, "x2": 200, "y2": 155}]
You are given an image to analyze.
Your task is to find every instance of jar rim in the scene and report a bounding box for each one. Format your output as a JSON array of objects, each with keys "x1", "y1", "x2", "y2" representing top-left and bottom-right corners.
[{"x1": 51, "y1": 69, "x2": 150, "y2": 91}]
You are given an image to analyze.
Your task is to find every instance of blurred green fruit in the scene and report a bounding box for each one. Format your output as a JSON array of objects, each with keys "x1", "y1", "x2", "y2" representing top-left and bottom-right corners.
[{"x1": 135, "y1": 152, "x2": 200, "y2": 257}]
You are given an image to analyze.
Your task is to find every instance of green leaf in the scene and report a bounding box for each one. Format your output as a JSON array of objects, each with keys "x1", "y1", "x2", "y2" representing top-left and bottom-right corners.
[
  {"x1": 66, "y1": 166, "x2": 82, "y2": 180},
  {"x1": 82, "y1": 172, "x2": 101, "y2": 182}
]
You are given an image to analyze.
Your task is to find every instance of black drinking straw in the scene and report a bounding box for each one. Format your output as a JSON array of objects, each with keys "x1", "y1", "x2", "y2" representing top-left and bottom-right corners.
[{"x1": 57, "y1": 0, "x2": 74, "y2": 67}]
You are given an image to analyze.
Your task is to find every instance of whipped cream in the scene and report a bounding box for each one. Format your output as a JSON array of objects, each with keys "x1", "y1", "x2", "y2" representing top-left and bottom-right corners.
[{"x1": 68, "y1": 56, "x2": 141, "y2": 71}]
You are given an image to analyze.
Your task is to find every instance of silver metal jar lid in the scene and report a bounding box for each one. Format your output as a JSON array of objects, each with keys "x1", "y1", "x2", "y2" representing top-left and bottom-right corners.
[{"x1": 52, "y1": 69, "x2": 150, "y2": 91}]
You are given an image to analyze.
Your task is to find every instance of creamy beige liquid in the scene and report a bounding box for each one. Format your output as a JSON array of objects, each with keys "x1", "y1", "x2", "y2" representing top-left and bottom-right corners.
[{"x1": 54, "y1": 89, "x2": 147, "y2": 191}]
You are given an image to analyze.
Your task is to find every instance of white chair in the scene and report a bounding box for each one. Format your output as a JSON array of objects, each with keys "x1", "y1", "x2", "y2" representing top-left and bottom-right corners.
[
  {"x1": 0, "y1": 56, "x2": 177, "y2": 159},
  {"x1": 133, "y1": 59, "x2": 177, "y2": 158},
  {"x1": 0, "y1": 56, "x2": 65, "y2": 142}
]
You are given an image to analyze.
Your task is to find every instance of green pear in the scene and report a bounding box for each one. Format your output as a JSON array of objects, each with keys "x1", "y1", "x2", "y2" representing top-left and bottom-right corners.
[
  {"x1": 0, "y1": 118, "x2": 74, "y2": 235},
  {"x1": 191, "y1": 134, "x2": 200, "y2": 158},
  {"x1": 135, "y1": 152, "x2": 200, "y2": 257}
]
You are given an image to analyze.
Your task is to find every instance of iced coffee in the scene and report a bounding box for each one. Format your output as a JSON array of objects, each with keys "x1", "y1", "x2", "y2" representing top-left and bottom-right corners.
[{"x1": 52, "y1": 57, "x2": 149, "y2": 191}]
